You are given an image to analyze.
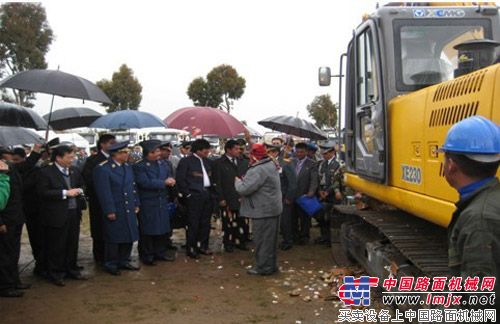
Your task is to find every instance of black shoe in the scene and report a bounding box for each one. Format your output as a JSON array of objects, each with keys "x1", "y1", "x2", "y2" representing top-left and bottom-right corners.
[
  {"x1": 106, "y1": 268, "x2": 121, "y2": 276},
  {"x1": 121, "y1": 263, "x2": 140, "y2": 271},
  {"x1": 198, "y1": 248, "x2": 213, "y2": 256},
  {"x1": 280, "y1": 243, "x2": 293, "y2": 251},
  {"x1": 236, "y1": 244, "x2": 249, "y2": 251},
  {"x1": 15, "y1": 283, "x2": 31, "y2": 290},
  {"x1": 0, "y1": 289, "x2": 24, "y2": 298},
  {"x1": 186, "y1": 251, "x2": 200, "y2": 259},
  {"x1": 142, "y1": 259, "x2": 156, "y2": 266},
  {"x1": 51, "y1": 278, "x2": 65, "y2": 287},
  {"x1": 314, "y1": 237, "x2": 329, "y2": 245},
  {"x1": 67, "y1": 272, "x2": 88, "y2": 280},
  {"x1": 224, "y1": 245, "x2": 234, "y2": 253},
  {"x1": 246, "y1": 268, "x2": 276, "y2": 276},
  {"x1": 156, "y1": 255, "x2": 175, "y2": 262},
  {"x1": 166, "y1": 245, "x2": 178, "y2": 251},
  {"x1": 297, "y1": 239, "x2": 308, "y2": 246}
]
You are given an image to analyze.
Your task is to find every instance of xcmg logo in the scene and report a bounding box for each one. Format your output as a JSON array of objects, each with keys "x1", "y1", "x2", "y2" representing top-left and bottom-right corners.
[
  {"x1": 338, "y1": 276, "x2": 379, "y2": 306},
  {"x1": 413, "y1": 9, "x2": 466, "y2": 19}
]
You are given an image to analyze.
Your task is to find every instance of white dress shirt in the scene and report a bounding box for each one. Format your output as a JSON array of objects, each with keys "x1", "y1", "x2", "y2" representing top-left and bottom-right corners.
[{"x1": 194, "y1": 153, "x2": 211, "y2": 187}]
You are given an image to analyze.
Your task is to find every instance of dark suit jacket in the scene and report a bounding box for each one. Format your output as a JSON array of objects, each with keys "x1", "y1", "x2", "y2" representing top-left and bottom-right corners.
[
  {"x1": 176, "y1": 155, "x2": 213, "y2": 197},
  {"x1": 37, "y1": 164, "x2": 85, "y2": 228},
  {"x1": 82, "y1": 152, "x2": 107, "y2": 197},
  {"x1": 292, "y1": 157, "x2": 319, "y2": 196},
  {"x1": 0, "y1": 152, "x2": 41, "y2": 226},
  {"x1": 213, "y1": 155, "x2": 249, "y2": 210}
]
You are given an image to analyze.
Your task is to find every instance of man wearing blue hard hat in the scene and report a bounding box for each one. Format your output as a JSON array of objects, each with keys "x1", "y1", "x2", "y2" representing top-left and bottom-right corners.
[{"x1": 440, "y1": 116, "x2": 500, "y2": 300}]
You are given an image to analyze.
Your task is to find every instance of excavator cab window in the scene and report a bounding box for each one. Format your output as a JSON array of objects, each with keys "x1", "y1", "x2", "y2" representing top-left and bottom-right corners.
[
  {"x1": 394, "y1": 19, "x2": 492, "y2": 91},
  {"x1": 357, "y1": 29, "x2": 379, "y2": 105}
]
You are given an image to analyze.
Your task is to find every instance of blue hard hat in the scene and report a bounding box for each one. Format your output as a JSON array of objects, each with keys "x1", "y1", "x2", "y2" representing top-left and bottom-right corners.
[{"x1": 440, "y1": 116, "x2": 500, "y2": 163}]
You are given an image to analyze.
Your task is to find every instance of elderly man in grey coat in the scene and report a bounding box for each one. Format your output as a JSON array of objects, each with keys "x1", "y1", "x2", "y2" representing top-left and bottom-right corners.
[{"x1": 235, "y1": 143, "x2": 282, "y2": 276}]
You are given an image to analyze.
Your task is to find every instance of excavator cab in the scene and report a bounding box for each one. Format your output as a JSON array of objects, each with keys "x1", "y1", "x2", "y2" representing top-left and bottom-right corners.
[{"x1": 320, "y1": 4, "x2": 500, "y2": 184}]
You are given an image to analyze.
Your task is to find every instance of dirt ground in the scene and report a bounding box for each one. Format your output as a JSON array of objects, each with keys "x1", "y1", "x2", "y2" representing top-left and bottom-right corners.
[{"x1": 0, "y1": 213, "x2": 354, "y2": 324}]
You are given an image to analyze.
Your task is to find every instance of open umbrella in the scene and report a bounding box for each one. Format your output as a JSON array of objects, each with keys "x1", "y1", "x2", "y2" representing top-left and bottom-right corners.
[
  {"x1": 0, "y1": 101, "x2": 48, "y2": 130},
  {"x1": 0, "y1": 126, "x2": 45, "y2": 146},
  {"x1": 258, "y1": 115, "x2": 327, "y2": 140},
  {"x1": 0, "y1": 69, "x2": 112, "y2": 139},
  {"x1": 0, "y1": 69, "x2": 112, "y2": 104},
  {"x1": 165, "y1": 107, "x2": 246, "y2": 138},
  {"x1": 43, "y1": 107, "x2": 102, "y2": 130},
  {"x1": 90, "y1": 110, "x2": 167, "y2": 129}
]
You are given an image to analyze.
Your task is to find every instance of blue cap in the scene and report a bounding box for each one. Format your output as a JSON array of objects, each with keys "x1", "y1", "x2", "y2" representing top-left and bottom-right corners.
[
  {"x1": 139, "y1": 139, "x2": 162, "y2": 155},
  {"x1": 307, "y1": 143, "x2": 318, "y2": 152},
  {"x1": 108, "y1": 141, "x2": 130, "y2": 154},
  {"x1": 440, "y1": 116, "x2": 500, "y2": 163}
]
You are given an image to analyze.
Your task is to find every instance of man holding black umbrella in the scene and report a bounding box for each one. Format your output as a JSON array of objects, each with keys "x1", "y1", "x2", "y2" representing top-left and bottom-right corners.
[{"x1": 82, "y1": 134, "x2": 116, "y2": 264}]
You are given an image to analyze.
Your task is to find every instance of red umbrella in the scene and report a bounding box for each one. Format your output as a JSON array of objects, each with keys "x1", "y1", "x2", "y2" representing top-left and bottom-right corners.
[{"x1": 164, "y1": 107, "x2": 246, "y2": 138}]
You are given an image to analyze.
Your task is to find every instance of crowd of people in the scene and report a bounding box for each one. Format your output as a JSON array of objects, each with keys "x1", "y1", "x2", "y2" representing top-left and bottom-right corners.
[{"x1": 0, "y1": 132, "x2": 345, "y2": 298}]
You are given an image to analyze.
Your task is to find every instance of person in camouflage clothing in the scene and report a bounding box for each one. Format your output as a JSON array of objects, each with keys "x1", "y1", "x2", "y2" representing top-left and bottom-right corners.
[{"x1": 314, "y1": 142, "x2": 343, "y2": 246}]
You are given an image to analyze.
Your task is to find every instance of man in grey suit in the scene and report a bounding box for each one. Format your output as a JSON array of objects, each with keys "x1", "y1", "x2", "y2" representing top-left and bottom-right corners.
[
  {"x1": 236, "y1": 143, "x2": 282, "y2": 276},
  {"x1": 291, "y1": 142, "x2": 319, "y2": 245}
]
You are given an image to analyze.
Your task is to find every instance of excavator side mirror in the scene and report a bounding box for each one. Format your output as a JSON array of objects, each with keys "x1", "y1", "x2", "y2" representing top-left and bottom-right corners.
[{"x1": 318, "y1": 67, "x2": 332, "y2": 86}]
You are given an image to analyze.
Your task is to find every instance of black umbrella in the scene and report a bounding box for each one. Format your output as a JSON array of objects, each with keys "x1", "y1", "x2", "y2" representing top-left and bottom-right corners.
[
  {"x1": 0, "y1": 101, "x2": 48, "y2": 130},
  {"x1": 0, "y1": 126, "x2": 45, "y2": 146},
  {"x1": 0, "y1": 69, "x2": 112, "y2": 139},
  {"x1": 258, "y1": 115, "x2": 327, "y2": 140},
  {"x1": 43, "y1": 107, "x2": 102, "y2": 130},
  {"x1": 0, "y1": 69, "x2": 112, "y2": 104}
]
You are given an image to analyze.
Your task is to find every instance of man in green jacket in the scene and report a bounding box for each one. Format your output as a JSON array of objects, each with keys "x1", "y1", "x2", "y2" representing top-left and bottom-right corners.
[{"x1": 440, "y1": 116, "x2": 500, "y2": 305}]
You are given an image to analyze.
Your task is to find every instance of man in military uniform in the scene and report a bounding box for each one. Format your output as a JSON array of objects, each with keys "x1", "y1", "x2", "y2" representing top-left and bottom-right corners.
[
  {"x1": 82, "y1": 134, "x2": 116, "y2": 264},
  {"x1": 440, "y1": 116, "x2": 500, "y2": 301},
  {"x1": 315, "y1": 142, "x2": 343, "y2": 246},
  {"x1": 133, "y1": 140, "x2": 176, "y2": 265},
  {"x1": 93, "y1": 141, "x2": 140, "y2": 275}
]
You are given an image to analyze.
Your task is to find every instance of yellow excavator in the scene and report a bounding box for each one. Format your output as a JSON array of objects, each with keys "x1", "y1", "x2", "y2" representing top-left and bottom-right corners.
[{"x1": 319, "y1": 2, "x2": 500, "y2": 278}]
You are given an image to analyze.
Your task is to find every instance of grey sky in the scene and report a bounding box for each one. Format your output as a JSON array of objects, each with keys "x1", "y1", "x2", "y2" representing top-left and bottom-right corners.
[{"x1": 32, "y1": 0, "x2": 379, "y2": 132}]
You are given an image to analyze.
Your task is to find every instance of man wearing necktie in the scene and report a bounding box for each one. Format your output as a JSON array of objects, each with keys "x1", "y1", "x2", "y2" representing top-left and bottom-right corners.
[
  {"x1": 213, "y1": 140, "x2": 249, "y2": 253},
  {"x1": 291, "y1": 142, "x2": 319, "y2": 245},
  {"x1": 176, "y1": 139, "x2": 214, "y2": 259},
  {"x1": 37, "y1": 145, "x2": 86, "y2": 286}
]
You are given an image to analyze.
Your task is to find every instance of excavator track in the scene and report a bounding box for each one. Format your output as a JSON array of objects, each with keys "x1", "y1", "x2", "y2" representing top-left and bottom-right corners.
[{"x1": 334, "y1": 205, "x2": 450, "y2": 277}]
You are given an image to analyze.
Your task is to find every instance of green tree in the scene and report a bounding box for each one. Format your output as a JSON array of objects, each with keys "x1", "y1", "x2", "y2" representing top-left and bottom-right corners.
[
  {"x1": 187, "y1": 64, "x2": 246, "y2": 114},
  {"x1": 0, "y1": 3, "x2": 54, "y2": 107},
  {"x1": 187, "y1": 77, "x2": 221, "y2": 108},
  {"x1": 306, "y1": 94, "x2": 338, "y2": 129},
  {"x1": 96, "y1": 64, "x2": 142, "y2": 112}
]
